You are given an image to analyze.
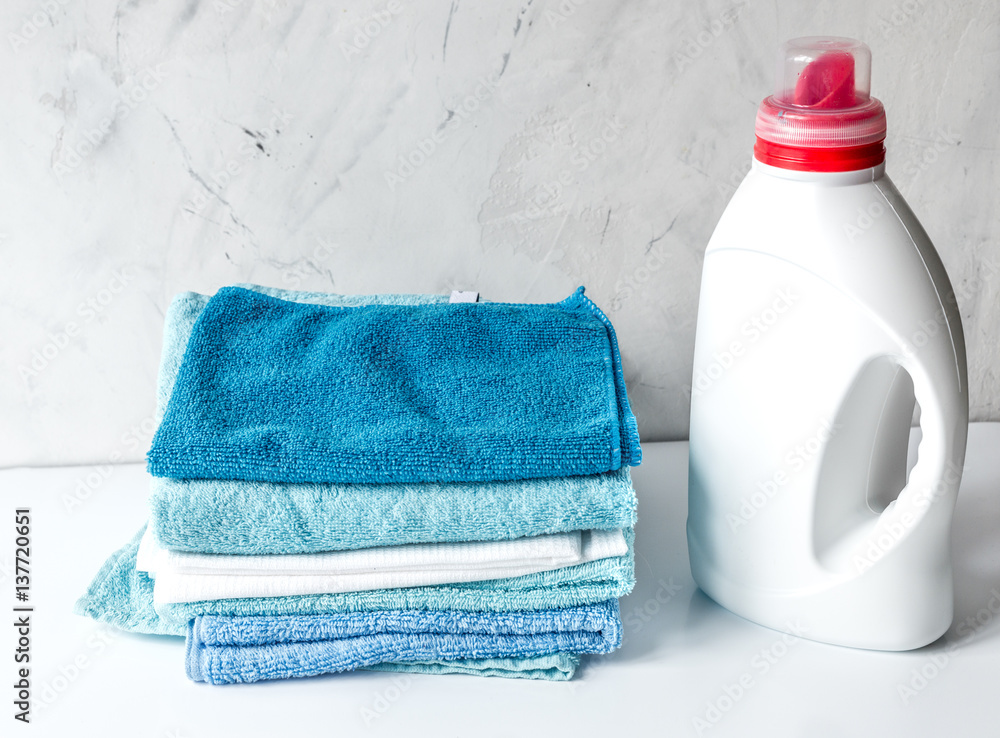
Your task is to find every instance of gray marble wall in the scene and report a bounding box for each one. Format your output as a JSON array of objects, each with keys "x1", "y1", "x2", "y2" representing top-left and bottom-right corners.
[{"x1": 3, "y1": 0, "x2": 998, "y2": 466}]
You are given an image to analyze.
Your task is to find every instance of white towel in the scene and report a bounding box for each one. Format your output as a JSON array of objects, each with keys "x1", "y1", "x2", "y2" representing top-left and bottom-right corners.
[{"x1": 137, "y1": 528, "x2": 628, "y2": 604}]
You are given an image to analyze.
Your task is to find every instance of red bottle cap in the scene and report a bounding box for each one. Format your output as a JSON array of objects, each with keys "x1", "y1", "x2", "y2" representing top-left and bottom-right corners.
[{"x1": 754, "y1": 37, "x2": 886, "y2": 172}]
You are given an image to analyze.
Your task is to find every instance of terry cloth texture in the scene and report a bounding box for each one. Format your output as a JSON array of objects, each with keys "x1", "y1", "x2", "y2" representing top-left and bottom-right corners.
[
  {"x1": 149, "y1": 470, "x2": 636, "y2": 555},
  {"x1": 76, "y1": 285, "x2": 640, "y2": 682},
  {"x1": 146, "y1": 285, "x2": 641, "y2": 483},
  {"x1": 136, "y1": 527, "x2": 628, "y2": 603},
  {"x1": 72, "y1": 531, "x2": 581, "y2": 680},
  {"x1": 151, "y1": 286, "x2": 452, "y2": 422},
  {"x1": 75, "y1": 527, "x2": 635, "y2": 636},
  {"x1": 147, "y1": 288, "x2": 638, "y2": 555},
  {"x1": 186, "y1": 600, "x2": 621, "y2": 684}
]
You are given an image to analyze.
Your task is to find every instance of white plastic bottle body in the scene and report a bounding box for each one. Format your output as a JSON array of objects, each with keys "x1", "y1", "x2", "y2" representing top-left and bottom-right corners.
[{"x1": 687, "y1": 158, "x2": 969, "y2": 650}]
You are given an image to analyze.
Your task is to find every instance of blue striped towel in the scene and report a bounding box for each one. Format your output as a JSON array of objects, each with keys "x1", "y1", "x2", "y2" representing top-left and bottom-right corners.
[{"x1": 187, "y1": 600, "x2": 621, "y2": 684}]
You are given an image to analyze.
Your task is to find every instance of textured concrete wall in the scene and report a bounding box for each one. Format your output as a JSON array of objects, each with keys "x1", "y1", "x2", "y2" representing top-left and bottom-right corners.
[{"x1": 2, "y1": 0, "x2": 998, "y2": 466}]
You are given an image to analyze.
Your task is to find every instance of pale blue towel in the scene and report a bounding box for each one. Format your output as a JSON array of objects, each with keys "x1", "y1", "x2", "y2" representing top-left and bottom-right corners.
[
  {"x1": 147, "y1": 286, "x2": 640, "y2": 483},
  {"x1": 148, "y1": 288, "x2": 637, "y2": 554},
  {"x1": 186, "y1": 601, "x2": 620, "y2": 684},
  {"x1": 150, "y1": 471, "x2": 636, "y2": 554}
]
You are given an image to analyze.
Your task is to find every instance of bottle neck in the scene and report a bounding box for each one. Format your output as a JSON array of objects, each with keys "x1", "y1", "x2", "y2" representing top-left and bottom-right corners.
[
  {"x1": 751, "y1": 156, "x2": 885, "y2": 185},
  {"x1": 754, "y1": 137, "x2": 886, "y2": 173}
]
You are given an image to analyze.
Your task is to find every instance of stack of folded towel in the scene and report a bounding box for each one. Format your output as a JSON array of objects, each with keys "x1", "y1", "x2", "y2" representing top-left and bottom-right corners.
[{"x1": 76, "y1": 285, "x2": 641, "y2": 683}]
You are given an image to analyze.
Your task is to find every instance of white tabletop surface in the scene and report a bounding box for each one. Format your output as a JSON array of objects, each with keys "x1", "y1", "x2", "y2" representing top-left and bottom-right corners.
[{"x1": 2, "y1": 425, "x2": 998, "y2": 738}]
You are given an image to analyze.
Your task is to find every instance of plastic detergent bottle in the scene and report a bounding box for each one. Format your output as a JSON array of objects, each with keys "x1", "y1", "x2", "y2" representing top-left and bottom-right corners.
[{"x1": 686, "y1": 37, "x2": 969, "y2": 650}]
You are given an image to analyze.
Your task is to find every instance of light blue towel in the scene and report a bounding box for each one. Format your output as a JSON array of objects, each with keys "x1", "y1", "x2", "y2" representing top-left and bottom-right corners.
[
  {"x1": 148, "y1": 287, "x2": 638, "y2": 554},
  {"x1": 186, "y1": 601, "x2": 621, "y2": 684},
  {"x1": 150, "y1": 471, "x2": 636, "y2": 554},
  {"x1": 74, "y1": 527, "x2": 635, "y2": 635},
  {"x1": 147, "y1": 285, "x2": 641, "y2": 484}
]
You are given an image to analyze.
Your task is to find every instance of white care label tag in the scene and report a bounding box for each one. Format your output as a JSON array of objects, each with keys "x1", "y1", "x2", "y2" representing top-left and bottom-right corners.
[{"x1": 449, "y1": 291, "x2": 479, "y2": 303}]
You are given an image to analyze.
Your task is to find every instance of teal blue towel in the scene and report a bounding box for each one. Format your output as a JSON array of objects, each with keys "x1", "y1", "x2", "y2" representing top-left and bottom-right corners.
[
  {"x1": 147, "y1": 286, "x2": 640, "y2": 483},
  {"x1": 186, "y1": 601, "x2": 620, "y2": 684},
  {"x1": 148, "y1": 287, "x2": 637, "y2": 554},
  {"x1": 152, "y1": 286, "x2": 453, "y2": 419},
  {"x1": 74, "y1": 527, "x2": 635, "y2": 635}
]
